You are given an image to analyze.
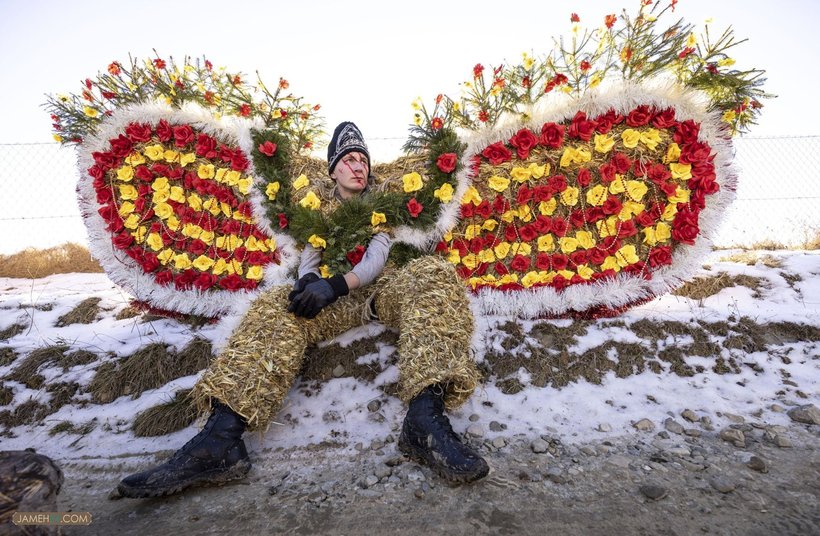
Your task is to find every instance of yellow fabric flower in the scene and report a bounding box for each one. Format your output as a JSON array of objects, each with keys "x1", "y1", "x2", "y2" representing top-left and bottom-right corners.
[
  {"x1": 245, "y1": 235, "x2": 267, "y2": 252},
  {"x1": 132, "y1": 226, "x2": 148, "y2": 243},
  {"x1": 179, "y1": 153, "x2": 196, "y2": 167},
  {"x1": 434, "y1": 182, "x2": 454, "y2": 203},
  {"x1": 478, "y1": 249, "x2": 496, "y2": 263},
  {"x1": 665, "y1": 143, "x2": 681, "y2": 163},
  {"x1": 511, "y1": 242, "x2": 532, "y2": 256},
  {"x1": 510, "y1": 167, "x2": 532, "y2": 183},
  {"x1": 203, "y1": 198, "x2": 221, "y2": 216},
  {"x1": 722, "y1": 110, "x2": 737, "y2": 123},
  {"x1": 597, "y1": 217, "x2": 618, "y2": 237},
  {"x1": 537, "y1": 234, "x2": 555, "y2": 252},
  {"x1": 212, "y1": 258, "x2": 228, "y2": 275},
  {"x1": 560, "y1": 186, "x2": 580, "y2": 206},
  {"x1": 118, "y1": 184, "x2": 138, "y2": 200},
  {"x1": 116, "y1": 165, "x2": 134, "y2": 181},
  {"x1": 237, "y1": 178, "x2": 252, "y2": 195},
  {"x1": 246, "y1": 265, "x2": 264, "y2": 281},
  {"x1": 668, "y1": 186, "x2": 691, "y2": 204},
  {"x1": 661, "y1": 204, "x2": 678, "y2": 222},
  {"x1": 83, "y1": 106, "x2": 98, "y2": 118},
  {"x1": 144, "y1": 144, "x2": 165, "y2": 161},
  {"x1": 625, "y1": 180, "x2": 648, "y2": 201},
  {"x1": 619, "y1": 201, "x2": 645, "y2": 221},
  {"x1": 214, "y1": 168, "x2": 228, "y2": 183},
  {"x1": 576, "y1": 230, "x2": 595, "y2": 249},
  {"x1": 200, "y1": 231, "x2": 214, "y2": 245},
  {"x1": 192, "y1": 255, "x2": 215, "y2": 271},
  {"x1": 586, "y1": 185, "x2": 608, "y2": 206},
  {"x1": 494, "y1": 242, "x2": 511, "y2": 260},
  {"x1": 402, "y1": 172, "x2": 423, "y2": 193},
  {"x1": 616, "y1": 245, "x2": 639, "y2": 267},
  {"x1": 518, "y1": 204, "x2": 533, "y2": 222},
  {"x1": 655, "y1": 222, "x2": 672, "y2": 242},
  {"x1": 609, "y1": 176, "x2": 626, "y2": 194},
  {"x1": 643, "y1": 226, "x2": 658, "y2": 246},
  {"x1": 488, "y1": 175, "x2": 510, "y2": 193},
  {"x1": 225, "y1": 170, "x2": 242, "y2": 186},
  {"x1": 465, "y1": 224, "x2": 483, "y2": 240},
  {"x1": 559, "y1": 236, "x2": 579, "y2": 253},
  {"x1": 538, "y1": 199, "x2": 557, "y2": 216},
  {"x1": 446, "y1": 249, "x2": 461, "y2": 265},
  {"x1": 266, "y1": 181, "x2": 281, "y2": 201},
  {"x1": 461, "y1": 186, "x2": 482, "y2": 205},
  {"x1": 151, "y1": 177, "x2": 169, "y2": 191},
  {"x1": 118, "y1": 201, "x2": 135, "y2": 217},
  {"x1": 173, "y1": 253, "x2": 192, "y2": 270},
  {"x1": 576, "y1": 265, "x2": 594, "y2": 280},
  {"x1": 52, "y1": 134, "x2": 63, "y2": 143},
  {"x1": 308, "y1": 234, "x2": 327, "y2": 249},
  {"x1": 157, "y1": 249, "x2": 174, "y2": 265},
  {"x1": 461, "y1": 254, "x2": 479, "y2": 270},
  {"x1": 669, "y1": 163, "x2": 692, "y2": 180},
  {"x1": 163, "y1": 149, "x2": 179, "y2": 163},
  {"x1": 521, "y1": 271, "x2": 540, "y2": 288},
  {"x1": 292, "y1": 174, "x2": 309, "y2": 190},
  {"x1": 528, "y1": 163, "x2": 548, "y2": 179},
  {"x1": 124, "y1": 153, "x2": 144, "y2": 166},
  {"x1": 154, "y1": 202, "x2": 173, "y2": 220},
  {"x1": 319, "y1": 265, "x2": 331, "y2": 278},
  {"x1": 299, "y1": 191, "x2": 321, "y2": 210},
  {"x1": 197, "y1": 164, "x2": 215, "y2": 179},
  {"x1": 167, "y1": 215, "x2": 180, "y2": 231},
  {"x1": 371, "y1": 211, "x2": 387, "y2": 227},
  {"x1": 621, "y1": 129, "x2": 641, "y2": 148},
  {"x1": 600, "y1": 256, "x2": 621, "y2": 272},
  {"x1": 482, "y1": 219, "x2": 499, "y2": 231},
  {"x1": 169, "y1": 186, "x2": 186, "y2": 203},
  {"x1": 182, "y1": 223, "x2": 203, "y2": 239},
  {"x1": 594, "y1": 134, "x2": 615, "y2": 153},
  {"x1": 560, "y1": 147, "x2": 591, "y2": 168},
  {"x1": 187, "y1": 193, "x2": 203, "y2": 211},
  {"x1": 640, "y1": 129, "x2": 662, "y2": 151}
]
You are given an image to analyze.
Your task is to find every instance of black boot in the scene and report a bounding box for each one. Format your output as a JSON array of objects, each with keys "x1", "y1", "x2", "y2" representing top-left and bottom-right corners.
[
  {"x1": 398, "y1": 385, "x2": 489, "y2": 483},
  {"x1": 117, "y1": 401, "x2": 251, "y2": 498}
]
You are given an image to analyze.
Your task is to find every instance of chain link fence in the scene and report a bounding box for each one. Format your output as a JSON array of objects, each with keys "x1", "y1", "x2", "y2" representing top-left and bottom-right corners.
[{"x1": 1, "y1": 136, "x2": 818, "y2": 255}]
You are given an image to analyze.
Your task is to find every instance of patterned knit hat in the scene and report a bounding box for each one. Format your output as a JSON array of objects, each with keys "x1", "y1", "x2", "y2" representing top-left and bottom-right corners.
[{"x1": 327, "y1": 121, "x2": 370, "y2": 176}]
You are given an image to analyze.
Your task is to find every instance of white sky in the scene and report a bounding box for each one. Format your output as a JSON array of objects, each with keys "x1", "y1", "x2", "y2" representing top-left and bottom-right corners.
[{"x1": 1, "y1": 0, "x2": 818, "y2": 156}]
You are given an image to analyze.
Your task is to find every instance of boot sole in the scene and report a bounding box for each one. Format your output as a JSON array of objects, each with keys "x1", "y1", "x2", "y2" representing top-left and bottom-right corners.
[
  {"x1": 398, "y1": 435, "x2": 490, "y2": 484},
  {"x1": 117, "y1": 458, "x2": 251, "y2": 499}
]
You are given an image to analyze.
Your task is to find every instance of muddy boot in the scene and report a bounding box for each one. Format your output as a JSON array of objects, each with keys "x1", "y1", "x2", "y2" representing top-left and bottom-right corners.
[
  {"x1": 117, "y1": 401, "x2": 251, "y2": 498},
  {"x1": 398, "y1": 385, "x2": 489, "y2": 483}
]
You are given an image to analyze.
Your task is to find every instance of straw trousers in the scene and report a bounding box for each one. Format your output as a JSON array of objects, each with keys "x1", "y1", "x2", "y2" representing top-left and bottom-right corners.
[{"x1": 192, "y1": 255, "x2": 480, "y2": 430}]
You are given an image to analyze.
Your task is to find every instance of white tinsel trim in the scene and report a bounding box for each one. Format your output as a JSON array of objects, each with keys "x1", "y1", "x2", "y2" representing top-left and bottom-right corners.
[
  {"x1": 455, "y1": 80, "x2": 736, "y2": 318},
  {"x1": 76, "y1": 101, "x2": 298, "y2": 317}
]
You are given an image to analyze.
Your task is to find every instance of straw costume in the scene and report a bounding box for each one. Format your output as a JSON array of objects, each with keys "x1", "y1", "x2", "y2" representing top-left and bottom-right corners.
[{"x1": 117, "y1": 122, "x2": 488, "y2": 498}]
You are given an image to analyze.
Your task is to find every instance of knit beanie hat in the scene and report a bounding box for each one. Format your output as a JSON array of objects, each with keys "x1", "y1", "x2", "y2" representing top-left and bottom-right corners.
[{"x1": 327, "y1": 121, "x2": 370, "y2": 176}]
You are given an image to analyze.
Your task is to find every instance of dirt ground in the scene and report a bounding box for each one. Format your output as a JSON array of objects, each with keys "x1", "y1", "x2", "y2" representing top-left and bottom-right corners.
[{"x1": 49, "y1": 421, "x2": 819, "y2": 536}]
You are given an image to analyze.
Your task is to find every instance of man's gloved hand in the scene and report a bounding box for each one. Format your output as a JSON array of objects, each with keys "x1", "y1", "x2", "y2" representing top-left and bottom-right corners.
[
  {"x1": 287, "y1": 274, "x2": 349, "y2": 319},
  {"x1": 288, "y1": 273, "x2": 320, "y2": 302}
]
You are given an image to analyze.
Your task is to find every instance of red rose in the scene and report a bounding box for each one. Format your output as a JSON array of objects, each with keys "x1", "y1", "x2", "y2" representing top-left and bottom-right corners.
[
  {"x1": 174, "y1": 270, "x2": 197, "y2": 290},
  {"x1": 602, "y1": 196, "x2": 623, "y2": 215},
  {"x1": 552, "y1": 218, "x2": 568, "y2": 237},
  {"x1": 231, "y1": 151, "x2": 250, "y2": 172},
  {"x1": 601, "y1": 236, "x2": 621, "y2": 254},
  {"x1": 567, "y1": 111, "x2": 597, "y2": 141},
  {"x1": 167, "y1": 166, "x2": 184, "y2": 180},
  {"x1": 626, "y1": 105, "x2": 652, "y2": 127},
  {"x1": 652, "y1": 108, "x2": 677, "y2": 129},
  {"x1": 658, "y1": 181, "x2": 678, "y2": 197},
  {"x1": 469, "y1": 238, "x2": 483, "y2": 254},
  {"x1": 599, "y1": 162, "x2": 617, "y2": 183},
  {"x1": 690, "y1": 189, "x2": 707, "y2": 210},
  {"x1": 435, "y1": 240, "x2": 449, "y2": 253},
  {"x1": 594, "y1": 109, "x2": 623, "y2": 134},
  {"x1": 551, "y1": 253, "x2": 569, "y2": 271},
  {"x1": 473, "y1": 262, "x2": 489, "y2": 277},
  {"x1": 220, "y1": 274, "x2": 245, "y2": 291},
  {"x1": 494, "y1": 262, "x2": 509, "y2": 276},
  {"x1": 156, "y1": 120, "x2": 173, "y2": 142},
  {"x1": 92, "y1": 151, "x2": 116, "y2": 170},
  {"x1": 679, "y1": 142, "x2": 712, "y2": 164},
  {"x1": 346, "y1": 245, "x2": 366, "y2": 266},
  {"x1": 456, "y1": 265, "x2": 472, "y2": 279},
  {"x1": 258, "y1": 140, "x2": 277, "y2": 157},
  {"x1": 493, "y1": 195, "x2": 510, "y2": 215},
  {"x1": 552, "y1": 274, "x2": 569, "y2": 291},
  {"x1": 135, "y1": 165, "x2": 154, "y2": 182},
  {"x1": 195, "y1": 134, "x2": 218, "y2": 158},
  {"x1": 235, "y1": 202, "x2": 253, "y2": 219},
  {"x1": 610, "y1": 152, "x2": 632, "y2": 174},
  {"x1": 617, "y1": 220, "x2": 638, "y2": 238},
  {"x1": 194, "y1": 273, "x2": 218, "y2": 291},
  {"x1": 547, "y1": 174, "x2": 568, "y2": 192},
  {"x1": 482, "y1": 233, "x2": 499, "y2": 249},
  {"x1": 475, "y1": 200, "x2": 493, "y2": 219},
  {"x1": 534, "y1": 215, "x2": 552, "y2": 234},
  {"x1": 188, "y1": 239, "x2": 207, "y2": 255},
  {"x1": 406, "y1": 198, "x2": 423, "y2": 218},
  {"x1": 113, "y1": 231, "x2": 133, "y2": 249},
  {"x1": 87, "y1": 164, "x2": 106, "y2": 180},
  {"x1": 460, "y1": 203, "x2": 475, "y2": 218},
  {"x1": 519, "y1": 224, "x2": 537, "y2": 242},
  {"x1": 155, "y1": 270, "x2": 173, "y2": 286},
  {"x1": 673, "y1": 119, "x2": 700, "y2": 144},
  {"x1": 504, "y1": 226, "x2": 519, "y2": 242},
  {"x1": 635, "y1": 210, "x2": 657, "y2": 227},
  {"x1": 533, "y1": 185, "x2": 553, "y2": 203},
  {"x1": 570, "y1": 250, "x2": 588, "y2": 266},
  {"x1": 133, "y1": 197, "x2": 147, "y2": 213},
  {"x1": 648, "y1": 246, "x2": 673, "y2": 268},
  {"x1": 173, "y1": 125, "x2": 195, "y2": 148},
  {"x1": 481, "y1": 142, "x2": 512, "y2": 165},
  {"x1": 509, "y1": 128, "x2": 539, "y2": 159},
  {"x1": 671, "y1": 207, "x2": 700, "y2": 244},
  {"x1": 647, "y1": 163, "x2": 672, "y2": 184},
  {"x1": 588, "y1": 248, "x2": 608, "y2": 265},
  {"x1": 569, "y1": 210, "x2": 586, "y2": 229},
  {"x1": 585, "y1": 206, "x2": 604, "y2": 223},
  {"x1": 517, "y1": 185, "x2": 533, "y2": 205},
  {"x1": 510, "y1": 254, "x2": 531, "y2": 272},
  {"x1": 96, "y1": 187, "x2": 113, "y2": 204},
  {"x1": 540, "y1": 122, "x2": 565, "y2": 148},
  {"x1": 125, "y1": 123, "x2": 153, "y2": 143},
  {"x1": 436, "y1": 153, "x2": 458, "y2": 173},
  {"x1": 535, "y1": 253, "x2": 551, "y2": 270},
  {"x1": 576, "y1": 168, "x2": 592, "y2": 186},
  {"x1": 141, "y1": 252, "x2": 160, "y2": 273},
  {"x1": 233, "y1": 247, "x2": 248, "y2": 262},
  {"x1": 452, "y1": 239, "x2": 468, "y2": 257}
]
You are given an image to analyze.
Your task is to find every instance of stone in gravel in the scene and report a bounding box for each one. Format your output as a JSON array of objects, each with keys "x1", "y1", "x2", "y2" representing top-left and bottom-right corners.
[
  {"x1": 667, "y1": 446, "x2": 691, "y2": 457},
  {"x1": 747, "y1": 456, "x2": 769, "y2": 473},
  {"x1": 770, "y1": 404, "x2": 785, "y2": 413},
  {"x1": 468, "y1": 413, "x2": 480, "y2": 422},
  {"x1": 364, "y1": 475, "x2": 379, "y2": 488},
  {"x1": 723, "y1": 412, "x2": 745, "y2": 424},
  {"x1": 664, "y1": 418, "x2": 684, "y2": 435},
  {"x1": 684, "y1": 428, "x2": 702, "y2": 438},
  {"x1": 639, "y1": 484, "x2": 668, "y2": 501},
  {"x1": 773, "y1": 435, "x2": 792, "y2": 448},
  {"x1": 545, "y1": 467, "x2": 566, "y2": 484},
  {"x1": 607, "y1": 455, "x2": 632, "y2": 469},
  {"x1": 371, "y1": 440, "x2": 384, "y2": 451},
  {"x1": 531, "y1": 439, "x2": 549, "y2": 453},
  {"x1": 367, "y1": 400, "x2": 381, "y2": 412},
  {"x1": 466, "y1": 424, "x2": 484, "y2": 438},
  {"x1": 681, "y1": 409, "x2": 698, "y2": 422},
  {"x1": 580, "y1": 446, "x2": 596, "y2": 456},
  {"x1": 375, "y1": 466, "x2": 392, "y2": 479},
  {"x1": 306, "y1": 491, "x2": 326, "y2": 504},
  {"x1": 414, "y1": 488, "x2": 425, "y2": 499},
  {"x1": 709, "y1": 476, "x2": 736, "y2": 493},
  {"x1": 489, "y1": 421, "x2": 506, "y2": 432},
  {"x1": 385, "y1": 456, "x2": 403, "y2": 467},
  {"x1": 492, "y1": 437, "x2": 506, "y2": 449},
  {"x1": 332, "y1": 365, "x2": 345, "y2": 378},
  {"x1": 597, "y1": 423, "x2": 612, "y2": 432},
  {"x1": 719, "y1": 428, "x2": 745, "y2": 447},
  {"x1": 787, "y1": 404, "x2": 820, "y2": 425},
  {"x1": 633, "y1": 418, "x2": 655, "y2": 432}
]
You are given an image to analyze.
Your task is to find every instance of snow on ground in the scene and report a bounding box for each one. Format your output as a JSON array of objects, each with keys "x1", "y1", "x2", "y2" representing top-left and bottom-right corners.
[{"x1": 0, "y1": 250, "x2": 817, "y2": 465}]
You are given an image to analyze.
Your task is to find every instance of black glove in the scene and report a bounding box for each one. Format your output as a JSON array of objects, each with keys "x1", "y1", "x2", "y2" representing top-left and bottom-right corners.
[
  {"x1": 287, "y1": 274, "x2": 349, "y2": 319},
  {"x1": 288, "y1": 273, "x2": 320, "y2": 302}
]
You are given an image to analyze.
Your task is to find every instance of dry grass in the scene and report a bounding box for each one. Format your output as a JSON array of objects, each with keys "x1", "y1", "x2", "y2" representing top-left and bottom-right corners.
[
  {"x1": 0, "y1": 385, "x2": 12, "y2": 406},
  {"x1": 301, "y1": 330, "x2": 398, "y2": 383},
  {"x1": 48, "y1": 419, "x2": 96, "y2": 436},
  {"x1": 3, "y1": 345, "x2": 68, "y2": 389},
  {"x1": 0, "y1": 348, "x2": 18, "y2": 367},
  {"x1": 0, "y1": 323, "x2": 26, "y2": 341},
  {"x1": 132, "y1": 389, "x2": 197, "y2": 437},
  {"x1": 673, "y1": 273, "x2": 767, "y2": 300},
  {"x1": 718, "y1": 252, "x2": 782, "y2": 268},
  {"x1": 56, "y1": 298, "x2": 101, "y2": 327},
  {"x1": 0, "y1": 242, "x2": 103, "y2": 279}
]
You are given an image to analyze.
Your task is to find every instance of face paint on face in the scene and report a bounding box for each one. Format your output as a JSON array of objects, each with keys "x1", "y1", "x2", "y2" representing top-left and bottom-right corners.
[{"x1": 332, "y1": 151, "x2": 369, "y2": 199}]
